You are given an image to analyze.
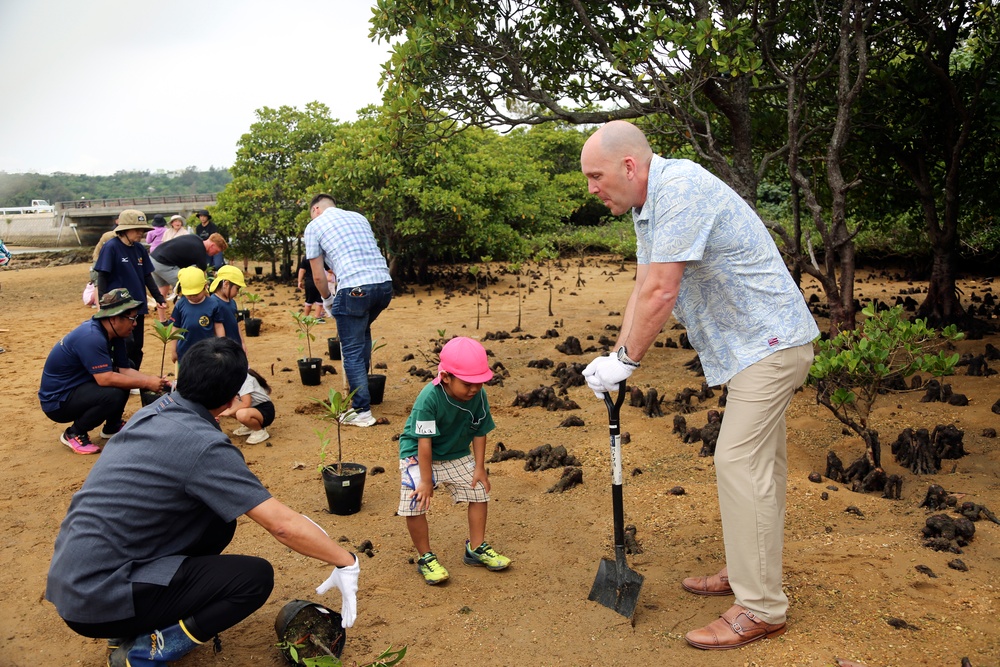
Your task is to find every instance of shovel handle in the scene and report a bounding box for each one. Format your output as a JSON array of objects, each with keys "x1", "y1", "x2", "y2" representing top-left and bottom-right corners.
[
  {"x1": 603, "y1": 381, "x2": 628, "y2": 554},
  {"x1": 603, "y1": 380, "x2": 627, "y2": 430}
]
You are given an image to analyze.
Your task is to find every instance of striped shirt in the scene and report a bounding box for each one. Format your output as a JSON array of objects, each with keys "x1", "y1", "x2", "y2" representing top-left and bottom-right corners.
[
  {"x1": 634, "y1": 156, "x2": 818, "y2": 385},
  {"x1": 304, "y1": 207, "x2": 390, "y2": 289}
]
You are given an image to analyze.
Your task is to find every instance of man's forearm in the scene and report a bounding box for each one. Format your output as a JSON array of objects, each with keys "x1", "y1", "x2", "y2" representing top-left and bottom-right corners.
[
  {"x1": 248, "y1": 498, "x2": 355, "y2": 567},
  {"x1": 310, "y1": 257, "x2": 330, "y2": 297},
  {"x1": 95, "y1": 369, "x2": 158, "y2": 391}
]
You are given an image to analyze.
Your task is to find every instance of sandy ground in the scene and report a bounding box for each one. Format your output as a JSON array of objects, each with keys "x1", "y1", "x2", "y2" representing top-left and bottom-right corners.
[{"x1": 0, "y1": 255, "x2": 997, "y2": 667}]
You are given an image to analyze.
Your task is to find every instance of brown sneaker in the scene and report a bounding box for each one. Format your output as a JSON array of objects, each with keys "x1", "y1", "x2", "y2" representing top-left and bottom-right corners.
[
  {"x1": 681, "y1": 566, "x2": 732, "y2": 596},
  {"x1": 685, "y1": 604, "x2": 786, "y2": 650}
]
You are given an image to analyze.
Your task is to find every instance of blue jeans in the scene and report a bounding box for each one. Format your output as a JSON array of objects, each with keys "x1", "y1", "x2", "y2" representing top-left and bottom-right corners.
[{"x1": 332, "y1": 281, "x2": 393, "y2": 411}]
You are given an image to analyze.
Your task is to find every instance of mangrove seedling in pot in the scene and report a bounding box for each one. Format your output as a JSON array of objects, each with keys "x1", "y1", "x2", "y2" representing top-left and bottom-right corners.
[
  {"x1": 291, "y1": 310, "x2": 321, "y2": 360},
  {"x1": 242, "y1": 292, "x2": 263, "y2": 336},
  {"x1": 369, "y1": 336, "x2": 386, "y2": 374},
  {"x1": 150, "y1": 319, "x2": 187, "y2": 379},
  {"x1": 314, "y1": 387, "x2": 358, "y2": 477},
  {"x1": 244, "y1": 292, "x2": 262, "y2": 319},
  {"x1": 141, "y1": 320, "x2": 186, "y2": 405}
]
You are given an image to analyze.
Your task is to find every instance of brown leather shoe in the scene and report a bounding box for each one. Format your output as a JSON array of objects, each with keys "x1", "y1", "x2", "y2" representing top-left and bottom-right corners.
[
  {"x1": 685, "y1": 604, "x2": 786, "y2": 650},
  {"x1": 681, "y1": 567, "x2": 732, "y2": 596}
]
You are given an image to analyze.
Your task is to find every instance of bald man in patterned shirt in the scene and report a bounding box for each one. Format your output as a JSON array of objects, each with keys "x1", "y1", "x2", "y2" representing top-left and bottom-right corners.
[{"x1": 580, "y1": 120, "x2": 818, "y2": 651}]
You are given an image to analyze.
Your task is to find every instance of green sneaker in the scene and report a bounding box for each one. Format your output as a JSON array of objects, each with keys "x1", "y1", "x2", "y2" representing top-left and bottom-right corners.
[
  {"x1": 463, "y1": 540, "x2": 511, "y2": 571},
  {"x1": 416, "y1": 552, "x2": 449, "y2": 585}
]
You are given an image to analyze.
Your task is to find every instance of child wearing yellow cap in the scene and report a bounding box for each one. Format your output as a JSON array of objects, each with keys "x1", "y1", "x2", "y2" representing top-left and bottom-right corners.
[
  {"x1": 168, "y1": 267, "x2": 226, "y2": 362},
  {"x1": 210, "y1": 265, "x2": 248, "y2": 355}
]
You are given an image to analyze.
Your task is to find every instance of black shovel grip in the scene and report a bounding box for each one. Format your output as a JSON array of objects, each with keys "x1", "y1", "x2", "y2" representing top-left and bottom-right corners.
[{"x1": 603, "y1": 380, "x2": 627, "y2": 431}]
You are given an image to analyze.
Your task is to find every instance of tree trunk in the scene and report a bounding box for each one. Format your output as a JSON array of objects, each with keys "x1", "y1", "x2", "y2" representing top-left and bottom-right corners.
[
  {"x1": 834, "y1": 242, "x2": 858, "y2": 333},
  {"x1": 790, "y1": 178, "x2": 802, "y2": 287},
  {"x1": 761, "y1": 0, "x2": 872, "y2": 335},
  {"x1": 863, "y1": 427, "x2": 881, "y2": 469},
  {"x1": 917, "y1": 245, "x2": 964, "y2": 327},
  {"x1": 280, "y1": 238, "x2": 293, "y2": 280}
]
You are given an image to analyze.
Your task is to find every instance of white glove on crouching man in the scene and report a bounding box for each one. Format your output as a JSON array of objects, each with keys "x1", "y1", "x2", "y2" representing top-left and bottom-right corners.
[
  {"x1": 316, "y1": 555, "x2": 360, "y2": 628},
  {"x1": 303, "y1": 513, "x2": 359, "y2": 628}
]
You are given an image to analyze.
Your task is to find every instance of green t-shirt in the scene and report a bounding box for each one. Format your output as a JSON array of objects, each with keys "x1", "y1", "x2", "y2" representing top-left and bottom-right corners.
[{"x1": 398, "y1": 382, "x2": 495, "y2": 461}]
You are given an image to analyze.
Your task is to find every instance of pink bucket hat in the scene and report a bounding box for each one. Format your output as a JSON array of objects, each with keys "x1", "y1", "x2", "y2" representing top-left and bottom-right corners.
[{"x1": 433, "y1": 337, "x2": 493, "y2": 385}]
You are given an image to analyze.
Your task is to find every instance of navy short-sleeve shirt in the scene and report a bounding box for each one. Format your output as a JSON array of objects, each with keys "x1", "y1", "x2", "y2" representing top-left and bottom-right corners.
[
  {"x1": 170, "y1": 297, "x2": 224, "y2": 360},
  {"x1": 93, "y1": 237, "x2": 155, "y2": 315},
  {"x1": 211, "y1": 294, "x2": 241, "y2": 344},
  {"x1": 38, "y1": 319, "x2": 130, "y2": 412}
]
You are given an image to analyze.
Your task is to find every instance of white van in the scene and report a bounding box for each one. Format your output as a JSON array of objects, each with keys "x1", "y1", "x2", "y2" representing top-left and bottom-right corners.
[{"x1": 27, "y1": 199, "x2": 55, "y2": 213}]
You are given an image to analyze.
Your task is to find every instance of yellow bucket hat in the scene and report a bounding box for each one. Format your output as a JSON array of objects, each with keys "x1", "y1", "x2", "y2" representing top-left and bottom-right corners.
[
  {"x1": 209, "y1": 265, "x2": 247, "y2": 292},
  {"x1": 176, "y1": 267, "x2": 208, "y2": 296}
]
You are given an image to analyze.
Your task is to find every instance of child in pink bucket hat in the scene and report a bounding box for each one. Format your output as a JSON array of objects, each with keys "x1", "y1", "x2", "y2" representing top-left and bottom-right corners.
[{"x1": 397, "y1": 337, "x2": 511, "y2": 584}]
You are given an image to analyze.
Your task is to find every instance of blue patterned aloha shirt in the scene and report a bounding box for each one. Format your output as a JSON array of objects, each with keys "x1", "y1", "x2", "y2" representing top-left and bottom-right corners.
[{"x1": 633, "y1": 156, "x2": 819, "y2": 386}]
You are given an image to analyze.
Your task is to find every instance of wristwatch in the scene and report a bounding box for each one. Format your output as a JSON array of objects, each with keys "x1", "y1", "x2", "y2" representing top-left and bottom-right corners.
[{"x1": 616, "y1": 345, "x2": 640, "y2": 368}]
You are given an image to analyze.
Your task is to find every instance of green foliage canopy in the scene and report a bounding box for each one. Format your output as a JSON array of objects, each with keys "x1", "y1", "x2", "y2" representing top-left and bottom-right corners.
[
  {"x1": 312, "y1": 108, "x2": 585, "y2": 276},
  {"x1": 215, "y1": 103, "x2": 340, "y2": 272}
]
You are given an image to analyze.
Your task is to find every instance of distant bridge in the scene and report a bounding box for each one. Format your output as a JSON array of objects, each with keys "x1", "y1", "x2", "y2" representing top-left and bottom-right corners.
[
  {"x1": 1, "y1": 194, "x2": 220, "y2": 247},
  {"x1": 55, "y1": 194, "x2": 219, "y2": 245}
]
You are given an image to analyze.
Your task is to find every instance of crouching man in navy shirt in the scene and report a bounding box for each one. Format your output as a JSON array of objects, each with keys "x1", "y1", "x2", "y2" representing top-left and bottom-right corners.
[{"x1": 38, "y1": 288, "x2": 170, "y2": 455}]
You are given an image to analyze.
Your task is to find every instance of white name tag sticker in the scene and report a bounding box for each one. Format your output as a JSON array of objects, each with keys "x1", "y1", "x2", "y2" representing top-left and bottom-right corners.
[{"x1": 415, "y1": 420, "x2": 436, "y2": 435}]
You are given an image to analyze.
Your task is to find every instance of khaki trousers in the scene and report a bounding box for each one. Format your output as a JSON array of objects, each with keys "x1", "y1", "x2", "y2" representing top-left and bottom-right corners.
[{"x1": 715, "y1": 343, "x2": 813, "y2": 624}]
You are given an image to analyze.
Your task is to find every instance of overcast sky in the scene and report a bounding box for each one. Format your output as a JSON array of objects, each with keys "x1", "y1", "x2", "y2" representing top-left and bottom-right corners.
[{"x1": 0, "y1": 0, "x2": 392, "y2": 175}]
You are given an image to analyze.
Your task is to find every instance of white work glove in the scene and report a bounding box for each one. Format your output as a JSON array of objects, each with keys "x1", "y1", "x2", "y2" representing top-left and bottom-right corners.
[
  {"x1": 582, "y1": 354, "x2": 635, "y2": 399},
  {"x1": 316, "y1": 554, "x2": 359, "y2": 628},
  {"x1": 322, "y1": 293, "x2": 335, "y2": 317}
]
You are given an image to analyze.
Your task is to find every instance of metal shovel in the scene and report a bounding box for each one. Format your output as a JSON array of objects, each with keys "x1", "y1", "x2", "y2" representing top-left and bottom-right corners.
[{"x1": 587, "y1": 381, "x2": 644, "y2": 619}]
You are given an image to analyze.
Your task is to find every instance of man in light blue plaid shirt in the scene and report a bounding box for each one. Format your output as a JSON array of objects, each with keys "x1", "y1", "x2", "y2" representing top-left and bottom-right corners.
[
  {"x1": 581, "y1": 121, "x2": 818, "y2": 651},
  {"x1": 305, "y1": 194, "x2": 393, "y2": 426}
]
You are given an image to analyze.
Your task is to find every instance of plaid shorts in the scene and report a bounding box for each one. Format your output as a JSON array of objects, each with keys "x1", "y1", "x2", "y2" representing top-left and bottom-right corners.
[{"x1": 397, "y1": 454, "x2": 489, "y2": 517}]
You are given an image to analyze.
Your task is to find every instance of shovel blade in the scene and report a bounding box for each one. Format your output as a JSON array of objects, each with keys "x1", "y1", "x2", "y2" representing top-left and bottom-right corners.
[{"x1": 587, "y1": 557, "x2": 645, "y2": 619}]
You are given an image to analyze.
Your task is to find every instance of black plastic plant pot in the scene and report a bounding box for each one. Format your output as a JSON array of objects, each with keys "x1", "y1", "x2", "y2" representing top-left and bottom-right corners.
[
  {"x1": 139, "y1": 389, "x2": 165, "y2": 407},
  {"x1": 322, "y1": 464, "x2": 367, "y2": 516},
  {"x1": 367, "y1": 373, "x2": 386, "y2": 405},
  {"x1": 244, "y1": 317, "x2": 262, "y2": 337},
  {"x1": 274, "y1": 599, "x2": 345, "y2": 664},
  {"x1": 254, "y1": 266, "x2": 263, "y2": 275},
  {"x1": 298, "y1": 358, "x2": 322, "y2": 386},
  {"x1": 327, "y1": 337, "x2": 341, "y2": 361}
]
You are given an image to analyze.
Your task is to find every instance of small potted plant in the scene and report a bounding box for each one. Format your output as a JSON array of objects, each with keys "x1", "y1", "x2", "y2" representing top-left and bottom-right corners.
[
  {"x1": 292, "y1": 310, "x2": 323, "y2": 386},
  {"x1": 235, "y1": 293, "x2": 251, "y2": 323},
  {"x1": 367, "y1": 337, "x2": 387, "y2": 405},
  {"x1": 276, "y1": 601, "x2": 405, "y2": 667},
  {"x1": 327, "y1": 332, "x2": 341, "y2": 361},
  {"x1": 244, "y1": 292, "x2": 263, "y2": 337},
  {"x1": 142, "y1": 320, "x2": 187, "y2": 406},
  {"x1": 314, "y1": 387, "x2": 367, "y2": 515}
]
